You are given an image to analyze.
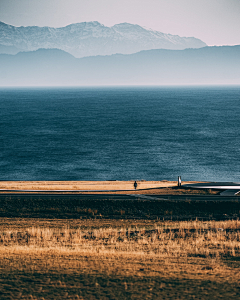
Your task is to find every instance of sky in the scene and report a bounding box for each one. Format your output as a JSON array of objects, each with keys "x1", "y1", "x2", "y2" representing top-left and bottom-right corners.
[{"x1": 0, "y1": 0, "x2": 240, "y2": 46}]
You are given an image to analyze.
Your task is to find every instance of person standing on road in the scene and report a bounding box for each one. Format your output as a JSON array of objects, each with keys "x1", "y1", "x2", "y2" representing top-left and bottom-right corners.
[{"x1": 134, "y1": 181, "x2": 138, "y2": 190}]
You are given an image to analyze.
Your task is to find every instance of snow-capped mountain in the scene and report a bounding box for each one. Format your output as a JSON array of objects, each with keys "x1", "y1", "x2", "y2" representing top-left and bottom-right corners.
[{"x1": 0, "y1": 21, "x2": 207, "y2": 57}]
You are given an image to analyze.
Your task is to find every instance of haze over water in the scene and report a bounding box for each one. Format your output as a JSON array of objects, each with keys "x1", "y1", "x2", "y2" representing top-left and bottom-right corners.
[{"x1": 0, "y1": 86, "x2": 240, "y2": 182}]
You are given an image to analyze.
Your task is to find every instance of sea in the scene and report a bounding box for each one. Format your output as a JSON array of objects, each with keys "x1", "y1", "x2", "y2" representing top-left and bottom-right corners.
[{"x1": 0, "y1": 86, "x2": 240, "y2": 182}]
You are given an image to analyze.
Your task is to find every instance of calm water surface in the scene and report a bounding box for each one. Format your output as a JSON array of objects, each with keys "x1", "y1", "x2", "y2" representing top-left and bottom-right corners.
[{"x1": 0, "y1": 86, "x2": 240, "y2": 181}]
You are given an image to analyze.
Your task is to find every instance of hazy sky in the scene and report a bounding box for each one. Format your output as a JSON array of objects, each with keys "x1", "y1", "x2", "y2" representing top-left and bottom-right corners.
[{"x1": 0, "y1": 0, "x2": 240, "y2": 46}]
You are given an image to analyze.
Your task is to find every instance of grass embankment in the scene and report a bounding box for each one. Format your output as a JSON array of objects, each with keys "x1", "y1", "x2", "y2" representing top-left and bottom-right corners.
[
  {"x1": 0, "y1": 194, "x2": 239, "y2": 220},
  {"x1": 1, "y1": 219, "x2": 240, "y2": 299}
]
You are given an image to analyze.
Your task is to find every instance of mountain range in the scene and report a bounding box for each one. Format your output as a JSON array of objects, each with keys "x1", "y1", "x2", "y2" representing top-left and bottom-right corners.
[
  {"x1": 0, "y1": 46, "x2": 239, "y2": 86},
  {"x1": 0, "y1": 21, "x2": 207, "y2": 57}
]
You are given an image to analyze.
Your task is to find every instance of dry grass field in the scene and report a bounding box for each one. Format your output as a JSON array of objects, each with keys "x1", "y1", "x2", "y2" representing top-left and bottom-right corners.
[
  {"x1": 0, "y1": 180, "x2": 216, "y2": 195},
  {"x1": 0, "y1": 180, "x2": 186, "y2": 191},
  {"x1": 0, "y1": 182, "x2": 238, "y2": 299},
  {"x1": 1, "y1": 218, "x2": 240, "y2": 299}
]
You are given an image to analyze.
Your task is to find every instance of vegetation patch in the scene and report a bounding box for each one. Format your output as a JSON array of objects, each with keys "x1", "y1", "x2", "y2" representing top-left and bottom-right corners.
[
  {"x1": 0, "y1": 218, "x2": 240, "y2": 299},
  {"x1": 0, "y1": 195, "x2": 240, "y2": 220}
]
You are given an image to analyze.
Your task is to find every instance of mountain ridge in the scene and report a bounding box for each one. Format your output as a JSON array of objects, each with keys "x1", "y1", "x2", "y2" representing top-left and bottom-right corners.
[
  {"x1": 0, "y1": 45, "x2": 239, "y2": 86},
  {"x1": 0, "y1": 21, "x2": 207, "y2": 57}
]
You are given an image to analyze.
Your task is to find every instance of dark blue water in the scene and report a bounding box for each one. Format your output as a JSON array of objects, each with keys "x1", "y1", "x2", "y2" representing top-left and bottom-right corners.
[{"x1": 0, "y1": 86, "x2": 240, "y2": 181}]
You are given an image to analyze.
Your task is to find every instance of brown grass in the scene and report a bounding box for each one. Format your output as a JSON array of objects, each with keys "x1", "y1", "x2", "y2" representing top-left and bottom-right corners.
[
  {"x1": 0, "y1": 219, "x2": 240, "y2": 299},
  {"x1": 1, "y1": 219, "x2": 240, "y2": 258},
  {"x1": 0, "y1": 180, "x2": 213, "y2": 195},
  {"x1": 0, "y1": 180, "x2": 178, "y2": 191}
]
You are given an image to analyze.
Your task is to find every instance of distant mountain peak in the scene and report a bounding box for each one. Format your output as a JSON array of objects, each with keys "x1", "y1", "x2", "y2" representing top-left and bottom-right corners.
[
  {"x1": 0, "y1": 45, "x2": 239, "y2": 86},
  {"x1": 0, "y1": 21, "x2": 207, "y2": 58},
  {"x1": 112, "y1": 23, "x2": 148, "y2": 32},
  {"x1": 0, "y1": 21, "x2": 10, "y2": 27},
  {"x1": 113, "y1": 22, "x2": 142, "y2": 28},
  {"x1": 16, "y1": 48, "x2": 75, "y2": 59},
  {"x1": 65, "y1": 21, "x2": 103, "y2": 28}
]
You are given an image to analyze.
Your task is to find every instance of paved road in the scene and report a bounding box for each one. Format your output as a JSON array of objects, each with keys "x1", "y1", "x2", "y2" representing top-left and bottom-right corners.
[
  {"x1": 183, "y1": 182, "x2": 240, "y2": 189},
  {"x1": 0, "y1": 193, "x2": 239, "y2": 202},
  {"x1": 182, "y1": 182, "x2": 240, "y2": 196}
]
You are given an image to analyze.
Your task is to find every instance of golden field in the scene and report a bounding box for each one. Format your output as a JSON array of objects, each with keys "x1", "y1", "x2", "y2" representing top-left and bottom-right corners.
[
  {"x1": 0, "y1": 180, "x2": 185, "y2": 191},
  {"x1": 0, "y1": 180, "x2": 208, "y2": 193},
  {"x1": 1, "y1": 218, "x2": 240, "y2": 299},
  {"x1": 0, "y1": 180, "x2": 220, "y2": 196}
]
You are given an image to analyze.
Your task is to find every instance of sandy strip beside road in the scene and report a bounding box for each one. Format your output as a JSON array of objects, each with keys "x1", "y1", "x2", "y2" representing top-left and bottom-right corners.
[{"x1": 0, "y1": 180, "x2": 204, "y2": 191}]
